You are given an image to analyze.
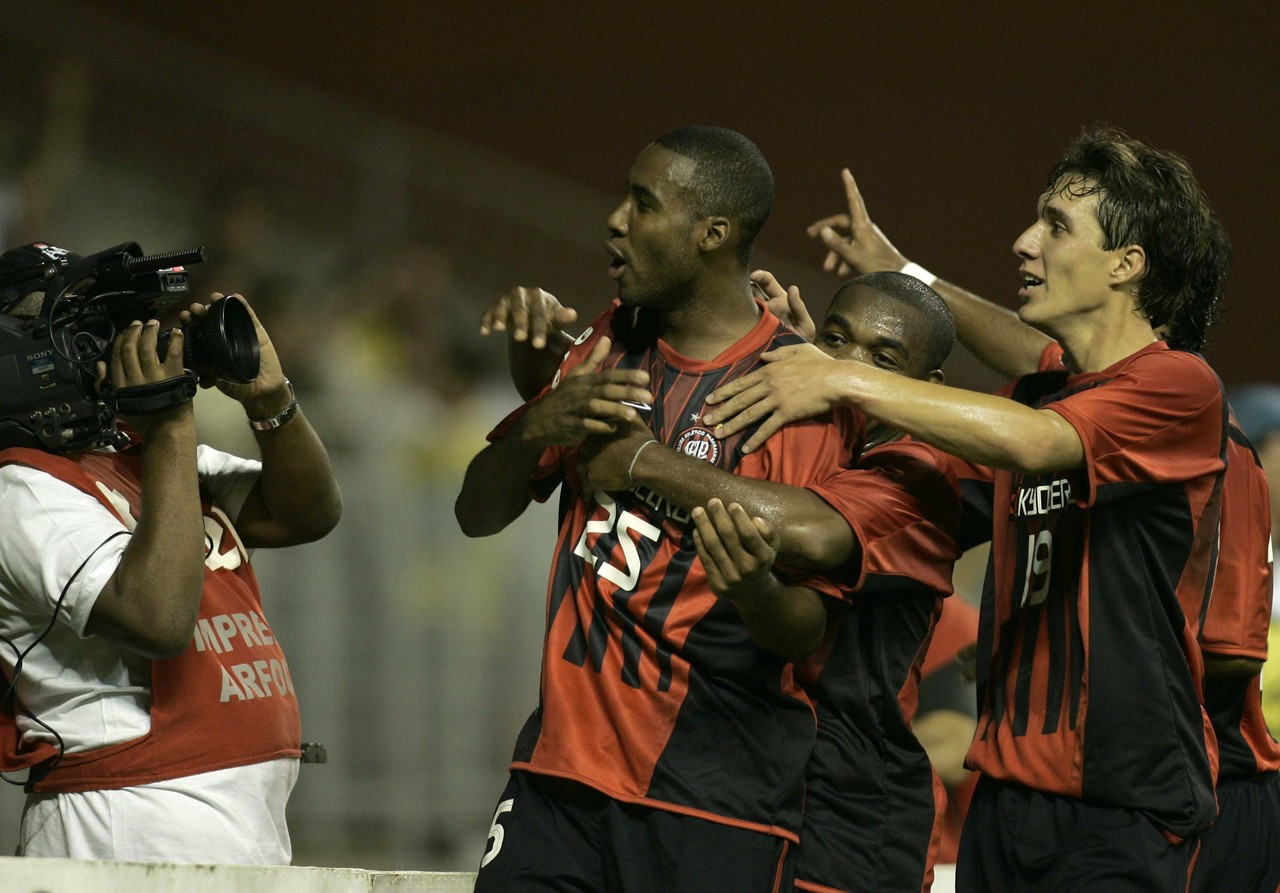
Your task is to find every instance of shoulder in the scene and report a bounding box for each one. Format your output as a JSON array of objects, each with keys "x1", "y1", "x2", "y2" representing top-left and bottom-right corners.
[
  {"x1": 860, "y1": 439, "x2": 960, "y2": 493},
  {"x1": 1121, "y1": 346, "x2": 1220, "y2": 391}
]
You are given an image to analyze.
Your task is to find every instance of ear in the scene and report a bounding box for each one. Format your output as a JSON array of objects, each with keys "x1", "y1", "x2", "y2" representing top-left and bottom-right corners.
[
  {"x1": 926, "y1": 368, "x2": 945, "y2": 386},
  {"x1": 697, "y1": 216, "x2": 732, "y2": 254},
  {"x1": 1111, "y1": 244, "x2": 1146, "y2": 288}
]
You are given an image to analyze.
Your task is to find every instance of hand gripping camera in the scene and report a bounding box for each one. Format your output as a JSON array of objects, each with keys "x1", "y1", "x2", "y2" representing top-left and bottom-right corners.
[{"x1": 0, "y1": 241, "x2": 260, "y2": 452}]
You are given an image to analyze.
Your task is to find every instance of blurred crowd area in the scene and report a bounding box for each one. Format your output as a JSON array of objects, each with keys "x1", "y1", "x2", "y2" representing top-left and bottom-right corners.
[{"x1": 0, "y1": 48, "x2": 611, "y2": 870}]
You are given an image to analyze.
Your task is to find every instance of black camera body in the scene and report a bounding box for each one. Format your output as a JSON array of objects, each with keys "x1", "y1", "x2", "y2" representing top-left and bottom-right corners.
[{"x1": 0, "y1": 241, "x2": 259, "y2": 452}]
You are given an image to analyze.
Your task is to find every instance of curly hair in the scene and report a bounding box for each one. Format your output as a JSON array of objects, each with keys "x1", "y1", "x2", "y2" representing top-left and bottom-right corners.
[{"x1": 1044, "y1": 126, "x2": 1230, "y2": 352}]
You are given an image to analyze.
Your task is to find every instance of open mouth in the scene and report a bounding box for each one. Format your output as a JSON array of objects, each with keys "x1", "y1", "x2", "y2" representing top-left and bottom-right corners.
[
  {"x1": 1018, "y1": 271, "x2": 1044, "y2": 298},
  {"x1": 605, "y1": 243, "x2": 627, "y2": 280}
]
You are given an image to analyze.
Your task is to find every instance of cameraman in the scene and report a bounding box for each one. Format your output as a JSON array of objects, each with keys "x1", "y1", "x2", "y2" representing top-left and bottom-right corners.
[{"x1": 0, "y1": 244, "x2": 341, "y2": 864}]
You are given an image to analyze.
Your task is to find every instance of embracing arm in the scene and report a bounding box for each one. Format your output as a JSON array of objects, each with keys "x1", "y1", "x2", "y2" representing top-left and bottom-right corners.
[
  {"x1": 704, "y1": 345, "x2": 1084, "y2": 473},
  {"x1": 809, "y1": 168, "x2": 1051, "y2": 379},
  {"x1": 578, "y1": 425, "x2": 856, "y2": 570}
]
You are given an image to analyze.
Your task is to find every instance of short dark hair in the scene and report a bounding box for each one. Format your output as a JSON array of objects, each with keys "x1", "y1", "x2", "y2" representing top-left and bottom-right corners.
[
  {"x1": 1045, "y1": 125, "x2": 1230, "y2": 352},
  {"x1": 654, "y1": 126, "x2": 773, "y2": 264},
  {"x1": 837, "y1": 271, "x2": 956, "y2": 371}
]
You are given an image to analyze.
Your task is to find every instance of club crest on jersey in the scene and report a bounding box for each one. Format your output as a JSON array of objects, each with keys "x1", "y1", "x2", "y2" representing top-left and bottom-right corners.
[{"x1": 675, "y1": 427, "x2": 720, "y2": 464}]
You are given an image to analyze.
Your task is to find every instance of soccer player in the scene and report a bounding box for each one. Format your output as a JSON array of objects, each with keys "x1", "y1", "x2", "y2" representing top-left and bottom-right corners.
[
  {"x1": 805, "y1": 147, "x2": 1280, "y2": 893},
  {"x1": 456, "y1": 126, "x2": 862, "y2": 892},
  {"x1": 703, "y1": 126, "x2": 1229, "y2": 890},
  {"x1": 483, "y1": 270, "x2": 966, "y2": 892}
]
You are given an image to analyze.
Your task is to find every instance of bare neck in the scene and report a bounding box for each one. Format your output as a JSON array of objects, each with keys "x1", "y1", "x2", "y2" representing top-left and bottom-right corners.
[
  {"x1": 1049, "y1": 300, "x2": 1159, "y2": 374},
  {"x1": 658, "y1": 278, "x2": 761, "y2": 360}
]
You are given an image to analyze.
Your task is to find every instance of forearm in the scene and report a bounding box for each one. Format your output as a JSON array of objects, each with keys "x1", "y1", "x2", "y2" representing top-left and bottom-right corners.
[
  {"x1": 248, "y1": 407, "x2": 343, "y2": 546},
  {"x1": 91, "y1": 415, "x2": 205, "y2": 658},
  {"x1": 837, "y1": 366, "x2": 1083, "y2": 473},
  {"x1": 630, "y1": 445, "x2": 854, "y2": 569},
  {"x1": 509, "y1": 332, "x2": 573, "y2": 402},
  {"x1": 729, "y1": 578, "x2": 826, "y2": 661},
  {"x1": 455, "y1": 425, "x2": 547, "y2": 537},
  {"x1": 932, "y1": 279, "x2": 1052, "y2": 379}
]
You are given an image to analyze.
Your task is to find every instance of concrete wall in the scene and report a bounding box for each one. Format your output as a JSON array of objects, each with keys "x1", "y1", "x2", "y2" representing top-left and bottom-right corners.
[
  {"x1": 0, "y1": 856, "x2": 960, "y2": 893},
  {"x1": 0, "y1": 857, "x2": 477, "y2": 893}
]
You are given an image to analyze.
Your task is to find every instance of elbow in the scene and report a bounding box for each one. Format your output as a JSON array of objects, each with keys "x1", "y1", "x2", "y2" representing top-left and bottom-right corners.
[
  {"x1": 455, "y1": 499, "x2": 502, "y2": 538},
  {"x1": 308, "y1": 488, "x2": 344, "y2": 540},
  {"x1": 129, "y1": 606, "x2": 200, "y2": 660},
  {"x1": 781, "y1": 518, "x2": 855, "y2": 571}
]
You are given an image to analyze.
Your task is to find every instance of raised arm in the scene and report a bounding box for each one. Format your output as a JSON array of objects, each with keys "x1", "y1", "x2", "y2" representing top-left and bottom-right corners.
[
  {"x1": 481, "y1": 286, "x2": 580, "y2": 401},
  {"x1": 188, "y1": 294, "x2": 343, "y2": 548},
  {"x1": 85, "y1": 321, "x2": 205, "y2": 659},
  {"x1": 809, "y1": 168, "x2": 1051, "y2": 379}
]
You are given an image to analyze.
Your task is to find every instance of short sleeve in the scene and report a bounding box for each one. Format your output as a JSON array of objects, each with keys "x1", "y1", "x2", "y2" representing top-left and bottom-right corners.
[
  {"x1": 807, "y1": 440, "x2": 960, "y2": 598},
  {"x1": 1045, "y1": 349, "x2": 1225, "y2": 505},
  {"x1": 0, "y1": 465, "x2": 129, "y2": 637},
  {"x1": 196, "y1": 444, "x2": 262, "y2": 522}
]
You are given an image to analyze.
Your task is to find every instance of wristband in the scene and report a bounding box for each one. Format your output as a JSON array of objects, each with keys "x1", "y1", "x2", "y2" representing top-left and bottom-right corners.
[
  {"x1": 899, "y1": 261, "x2": 938, "y2": 287},
  {"x1": 627, "y1": 439, "x2": 658, "y2": 487},
  {"x1": 248, "y1": 379, "x2": 299, "y2": 431}
]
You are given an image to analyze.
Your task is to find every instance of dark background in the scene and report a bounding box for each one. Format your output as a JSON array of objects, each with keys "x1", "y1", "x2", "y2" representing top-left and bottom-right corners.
[{"x1": 70, "y1": 0, "x2": 1278, "y2": 383}]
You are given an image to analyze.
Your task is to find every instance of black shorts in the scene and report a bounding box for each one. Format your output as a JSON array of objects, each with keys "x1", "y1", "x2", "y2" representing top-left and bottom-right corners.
[
  {"x1": 1190, "y1": 770, "x2": 1280, "y2": 893},
  {"x1": 956, "y1": 777, "x2": 1195, "y2": 892},
  {"x1": 472, "y1": 771, "x2": 795, "y2": 893}
]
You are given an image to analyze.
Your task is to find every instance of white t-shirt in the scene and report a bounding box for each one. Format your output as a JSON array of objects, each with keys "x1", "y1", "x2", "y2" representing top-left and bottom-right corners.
[{"x1": 0, "y1": 443, "x2": 297, "y2": 864}]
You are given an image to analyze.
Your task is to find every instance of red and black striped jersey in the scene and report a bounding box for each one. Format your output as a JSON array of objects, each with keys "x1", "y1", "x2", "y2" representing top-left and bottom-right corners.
[
  {"x1": 1041, "y1": 343, "x2": 1280, "y2": 780},
  {"x1": 793, "y1": 439, "x2": 961, "y2": 893},
  {"x1": 953, "y1": 342, "x2": 1224, "y2": 839},
  {"x1": 493, "y1": 300, "x2": 864, "y2": 842}
]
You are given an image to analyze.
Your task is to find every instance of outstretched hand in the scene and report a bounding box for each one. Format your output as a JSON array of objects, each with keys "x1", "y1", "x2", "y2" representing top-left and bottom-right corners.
[
  {"x1": 806, "y1": 168, "x2": 908, "y2": 278},
  {"x1": 520, "y1": 336, "x2": 654, "y2": 450},
  {"x1": 481, "y1": 286, "x2": 579, "y2": 350},
  {"x1": 751, "y1": 270, "x2": 815, "y2": 343},
  {"x1": 702, "y1": 343, "x2": 848, "y2": 453}
]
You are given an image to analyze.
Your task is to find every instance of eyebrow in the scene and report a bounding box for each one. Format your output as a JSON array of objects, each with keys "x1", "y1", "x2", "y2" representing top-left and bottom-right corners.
[
  {"x1": 1043, "y1": 202, "x2": 1070, "y2": 227},
  {"x1": 824, "y1": 312, "x2": 913, "y2": 359},
  {"x1": 628, "y1": 181, "x2": 661, "y2": 206}
]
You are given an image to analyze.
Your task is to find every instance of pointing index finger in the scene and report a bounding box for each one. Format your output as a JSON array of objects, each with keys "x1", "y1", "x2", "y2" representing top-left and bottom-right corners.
[{"x1": 843, "y1": 168, "x2": 870, "y2": 227}]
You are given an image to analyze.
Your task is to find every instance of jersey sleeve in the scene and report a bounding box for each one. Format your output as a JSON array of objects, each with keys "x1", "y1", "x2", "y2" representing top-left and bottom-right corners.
[
  {"x1": 805, "y1": 440, "x2": 960, "y2": 600},
  {"x1": 1199, "y1": 432, "x2": 1273, "y2": 659},
  {"x1": 735, "y1": 407, "x2": 864, "y2": 603},
  {"x1": 1045, "y1": 349, "x2": 1225, "y2": 506},
  {"x1": 0, "y1": 465, "x2": 129, "y2": 637},
  {"x1": 195, "y1": 444, "x2": 261, "y2": 522}
]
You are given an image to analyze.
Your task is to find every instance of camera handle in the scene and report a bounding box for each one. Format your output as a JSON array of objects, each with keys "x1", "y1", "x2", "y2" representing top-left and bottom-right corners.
[{"x1": 104, "y1": 372, "x2": 198, "y2": 415}]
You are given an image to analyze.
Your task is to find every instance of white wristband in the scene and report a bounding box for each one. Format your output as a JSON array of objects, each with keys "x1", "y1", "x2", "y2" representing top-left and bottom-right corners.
[
  {"x1": 628, "y1": 440, "x2": 658, "y2": 487},
  {"x1": 899, "y1": 261, "x2": 938, "y2": 287}
]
